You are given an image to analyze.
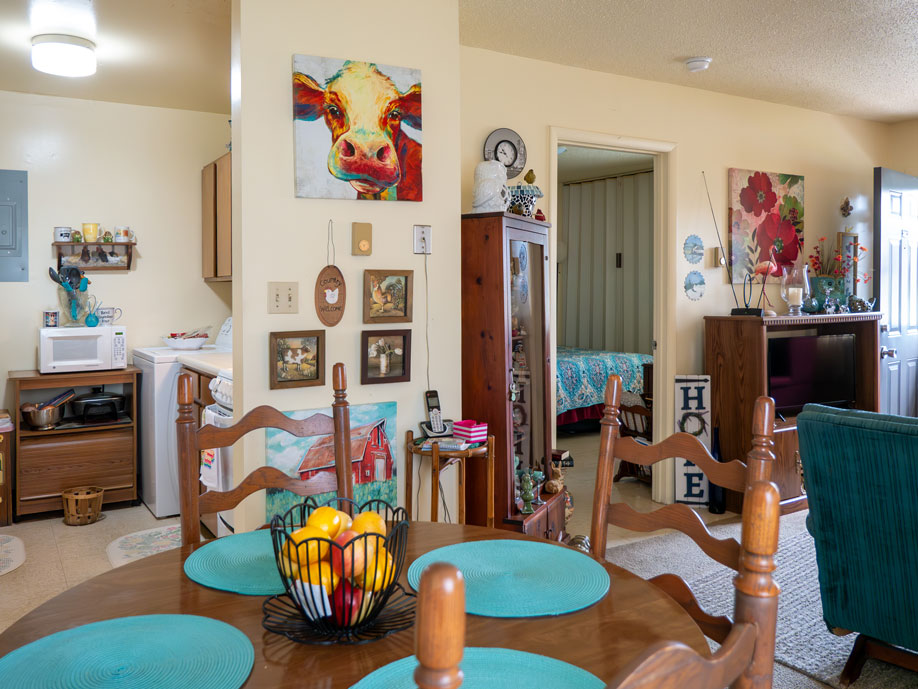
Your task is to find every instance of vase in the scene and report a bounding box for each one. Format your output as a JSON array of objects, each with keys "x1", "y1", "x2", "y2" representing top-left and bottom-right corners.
[
  {"x1": 378, "y1": 353, "x2": 390, "y2": 375},
  {"x1": 811, "y1": 276, "x2": 847, "y2": 311}
]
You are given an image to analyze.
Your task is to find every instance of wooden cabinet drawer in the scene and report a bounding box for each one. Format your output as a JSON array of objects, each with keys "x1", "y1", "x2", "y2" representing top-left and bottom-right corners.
[
  {"x1": 519, "y1": 509, "x2": 547, "y2": 539},
  {"x1": 19, "y1": 429, "x2": 134, "y2": 510},
  {"x1": 544, "y1": 492, "x2": 566, "y2": 542}
]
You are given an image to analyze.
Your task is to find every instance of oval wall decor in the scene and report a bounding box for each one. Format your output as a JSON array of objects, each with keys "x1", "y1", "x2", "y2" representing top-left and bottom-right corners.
[{"x1": 315, "y1": 265, "x2": 346, "y2": 326}]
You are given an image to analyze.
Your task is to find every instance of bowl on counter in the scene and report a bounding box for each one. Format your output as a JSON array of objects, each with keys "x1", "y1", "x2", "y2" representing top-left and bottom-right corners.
[
  {"x1": 162, "y1": 336, "x2": 208, "y2": 350},
  {"x1": 21, "y1": 404, "x2": 64, "y2": 430}
]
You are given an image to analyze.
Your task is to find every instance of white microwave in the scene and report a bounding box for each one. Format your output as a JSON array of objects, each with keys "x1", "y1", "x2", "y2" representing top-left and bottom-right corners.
[{"x1": 39, "y1": 326, "x2": 128, "y2": 373}]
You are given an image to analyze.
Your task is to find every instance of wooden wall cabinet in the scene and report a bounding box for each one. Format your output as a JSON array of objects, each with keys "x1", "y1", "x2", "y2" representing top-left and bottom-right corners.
[
  {"x1": 9, "y1": 368, "x2": 139, "y2": 518},
  {"x1": 461, "y1": 212, "x2": 565, "y2": 540},
  {"x1": 705, "y1": 313, "x2": 880, "y2": 514},
  {"x1": 202, "y1": 151, "x2": 232, "y2": 282}
]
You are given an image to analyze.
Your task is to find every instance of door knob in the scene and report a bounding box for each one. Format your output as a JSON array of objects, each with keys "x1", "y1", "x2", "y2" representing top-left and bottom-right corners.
[{"x1": 880, "y1": 346, "x2": 898, "y2": 359}]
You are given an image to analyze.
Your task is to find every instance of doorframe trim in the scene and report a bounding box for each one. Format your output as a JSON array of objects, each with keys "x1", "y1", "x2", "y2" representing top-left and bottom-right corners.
[{"x1": 548, "y1": 127, "x2": 677, "y2": 504}]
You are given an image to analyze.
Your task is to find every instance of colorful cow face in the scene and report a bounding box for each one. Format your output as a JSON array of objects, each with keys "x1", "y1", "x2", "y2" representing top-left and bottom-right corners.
[{"x1": 294, "y1": 61, "x2": 422, "y2": 201}]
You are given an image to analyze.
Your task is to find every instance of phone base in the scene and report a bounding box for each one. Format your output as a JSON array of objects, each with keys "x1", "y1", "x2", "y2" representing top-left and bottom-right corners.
[{"x1": 419, "y1": 420, "x2": 454, "y2": 438}]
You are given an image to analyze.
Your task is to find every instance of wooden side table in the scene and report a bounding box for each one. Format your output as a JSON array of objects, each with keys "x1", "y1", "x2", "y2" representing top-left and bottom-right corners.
[
  {"x1": 0, "y1": 411, "x2": 12, "y2": 526},
  {"x1": 405, "y1": 430, "x2": 494, "y2": 528}
]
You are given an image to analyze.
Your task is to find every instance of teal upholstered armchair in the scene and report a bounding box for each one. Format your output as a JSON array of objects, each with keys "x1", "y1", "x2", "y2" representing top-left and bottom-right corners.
[{"x1": 797, "y1": 404, "x2": 918, "y2": 685}]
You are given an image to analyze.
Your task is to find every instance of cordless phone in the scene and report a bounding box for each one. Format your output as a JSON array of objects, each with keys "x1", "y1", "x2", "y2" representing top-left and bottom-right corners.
[{"x1": 420, "y1": 389, "x2": 453, "y2": 438}]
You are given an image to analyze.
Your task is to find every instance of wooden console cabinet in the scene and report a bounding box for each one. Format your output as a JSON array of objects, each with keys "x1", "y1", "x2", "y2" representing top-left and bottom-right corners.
[
  {"x1": 705, "y1": 313, "x2": 880, "y2": 513},
  {"x1": 9, "y1": 367, "x2": 139, "y2": 518},
  {"x1": 461, "y1": 212, "x2": 565, "y2": 540}
]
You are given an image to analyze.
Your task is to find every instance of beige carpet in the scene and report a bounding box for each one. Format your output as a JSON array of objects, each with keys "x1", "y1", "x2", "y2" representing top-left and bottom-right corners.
[
  {"x1": 606, "y1": 511, "x2": 917, "y2": 688},
  {"x1": 0, "y1": 535, "x2": 25, "y2": 576}
]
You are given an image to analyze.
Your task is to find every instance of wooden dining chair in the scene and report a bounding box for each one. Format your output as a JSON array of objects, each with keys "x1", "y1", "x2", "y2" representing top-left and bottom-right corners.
[
  {"x1": 591, "y1": 374, "x2": 778, "y2": 649},
  {"x1": 176, "y1": 362, "x2": 354, "y2": 547},
  {"x1": 414, "y1": 562, "x2": 466, "y2": 689}
]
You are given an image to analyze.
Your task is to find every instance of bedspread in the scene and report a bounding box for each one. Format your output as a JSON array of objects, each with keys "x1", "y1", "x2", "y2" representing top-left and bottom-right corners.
[{"x1": 556, "y1": 346, "x2": 653, "y2": 416}]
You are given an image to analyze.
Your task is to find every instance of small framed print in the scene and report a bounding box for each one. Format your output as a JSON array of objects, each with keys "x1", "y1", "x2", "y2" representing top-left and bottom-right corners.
[
  {"x1": 363, "y1": 269, "x2": 413, "y2": 323},
  {"x1": 361, "y1": 329, "x2": 411, "y2": 384},
  {"x1": 269, "y1": 330, "x2": 325, "y2": 389}
]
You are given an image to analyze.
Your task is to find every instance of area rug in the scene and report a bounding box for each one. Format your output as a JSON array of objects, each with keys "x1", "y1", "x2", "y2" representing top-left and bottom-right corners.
[
  {"x1": 0, "y1": 535, "x2": 25, "y2": 576},
  {"x1": 106, "y1": 524, "x2": 182, "y2": 568},
  {"x1": 606, "y1": 511, "x2": 916, "y2": 689}
]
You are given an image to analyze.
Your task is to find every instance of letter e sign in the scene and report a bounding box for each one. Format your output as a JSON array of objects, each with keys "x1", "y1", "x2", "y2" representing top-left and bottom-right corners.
[{"x1": 315, "y1": 264, "x2": 346, "y2": 326}]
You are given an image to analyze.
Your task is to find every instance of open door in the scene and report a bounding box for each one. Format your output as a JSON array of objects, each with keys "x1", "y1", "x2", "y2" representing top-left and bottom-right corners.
[{"x1": 873, "y1": 167, "x2": 918, "y2": 416}]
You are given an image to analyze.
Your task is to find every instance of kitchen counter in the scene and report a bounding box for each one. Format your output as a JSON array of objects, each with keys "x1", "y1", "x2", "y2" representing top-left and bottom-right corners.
[{"x1": 176, "y1": 351, "x2": 232, "y2": 378}]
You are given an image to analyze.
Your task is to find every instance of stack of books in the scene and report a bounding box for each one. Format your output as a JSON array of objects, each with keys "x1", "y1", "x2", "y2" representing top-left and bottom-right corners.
[{"x1": 419, "y1": 437, "x2": 471, "y2": 451}]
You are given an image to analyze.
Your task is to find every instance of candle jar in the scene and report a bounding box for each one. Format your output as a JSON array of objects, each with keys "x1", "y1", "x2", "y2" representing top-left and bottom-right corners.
[{"x1": 781, "y1": 262, "x2": 810, "y2": 316}]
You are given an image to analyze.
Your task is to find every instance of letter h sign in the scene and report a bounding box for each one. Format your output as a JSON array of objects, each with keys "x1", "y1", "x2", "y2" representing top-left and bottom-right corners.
[{"x1": 673, "y1": 375, "x2": 711, "y2": 505}]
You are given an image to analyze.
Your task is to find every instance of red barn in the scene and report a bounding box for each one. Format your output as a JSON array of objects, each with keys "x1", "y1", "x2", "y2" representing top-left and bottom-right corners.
[{"x1": 296, "y1": 417, "x2": 393, "y2": 485}]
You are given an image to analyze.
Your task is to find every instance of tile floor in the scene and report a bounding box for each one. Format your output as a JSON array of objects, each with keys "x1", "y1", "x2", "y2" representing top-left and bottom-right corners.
[{"x1": 0, "y1": 505, "x2": 178, "y2": 633}]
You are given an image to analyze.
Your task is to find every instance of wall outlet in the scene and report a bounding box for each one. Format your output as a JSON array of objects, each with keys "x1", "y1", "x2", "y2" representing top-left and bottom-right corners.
[
  {"x1": 268, "y1": 282, "x2": 298, "y2": 313},
  {"x1": 413, "y1": 224, "x2": 431, "y2": 254}
]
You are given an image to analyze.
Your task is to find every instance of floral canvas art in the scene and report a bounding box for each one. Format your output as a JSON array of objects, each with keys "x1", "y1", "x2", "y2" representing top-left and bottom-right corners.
[{"x1": 729, "y1": 169, "x2": 804, "y2": 282}]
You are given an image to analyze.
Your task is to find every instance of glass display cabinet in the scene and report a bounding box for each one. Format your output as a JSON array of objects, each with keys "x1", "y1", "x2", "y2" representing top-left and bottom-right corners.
[{"x1": 461, "y1": 212, "x2": 565, "y2": 541}]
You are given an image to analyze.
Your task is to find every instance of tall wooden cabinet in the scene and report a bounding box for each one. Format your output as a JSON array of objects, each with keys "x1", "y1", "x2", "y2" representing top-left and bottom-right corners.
[
  {"x1": 705, "y1": 313, "x2": 881, "y2": 513},
  {"x1": 202, "y1": 151, "x2": 232, "y2": 281},
  {"x1": 461, "y1": 212, "x2": 565, "y2": 540}
]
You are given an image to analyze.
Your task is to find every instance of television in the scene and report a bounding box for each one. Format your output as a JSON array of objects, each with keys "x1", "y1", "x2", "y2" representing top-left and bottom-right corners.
[{"x1": 767, "y1": 333, "x2": 856, "y2": 417}]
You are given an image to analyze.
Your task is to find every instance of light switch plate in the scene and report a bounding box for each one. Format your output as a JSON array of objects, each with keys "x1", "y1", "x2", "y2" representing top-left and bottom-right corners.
[
  {"x1": 268, "y1": 282, "x2": 298, "y2": 313},
  {"x1": 352, "y1": 222, "x2": 372, "y2": 255}
]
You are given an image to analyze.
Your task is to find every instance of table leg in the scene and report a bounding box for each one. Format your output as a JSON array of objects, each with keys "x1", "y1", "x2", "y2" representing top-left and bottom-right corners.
[
  {"x1": 457, "y1": 458, "x2": 466, "y2": 525},
  {"x1": 430, "y1": 445, "x2": 440, "y2": 523},
  {"x1": 487, "y1": 435, "x2": 495, "y2": 529},
  {"x1": 405, "y1": 432, "x2": 414, "y2": 521}
]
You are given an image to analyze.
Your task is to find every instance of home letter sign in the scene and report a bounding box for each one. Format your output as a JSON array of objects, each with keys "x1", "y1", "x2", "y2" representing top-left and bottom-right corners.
[{"x1": 673, "y1": 375, "x2": 711, "y2": 504}]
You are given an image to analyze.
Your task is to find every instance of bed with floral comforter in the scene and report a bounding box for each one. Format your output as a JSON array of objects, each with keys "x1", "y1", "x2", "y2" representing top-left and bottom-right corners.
[{"x1": 556, "y1": 346, "x2": 653, "y2": 418}]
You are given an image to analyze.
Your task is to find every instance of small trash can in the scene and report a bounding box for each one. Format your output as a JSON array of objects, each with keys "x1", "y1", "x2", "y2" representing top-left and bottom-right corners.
[{"x1": 62, "y1": 486, "x2": 104, "y2": 526}]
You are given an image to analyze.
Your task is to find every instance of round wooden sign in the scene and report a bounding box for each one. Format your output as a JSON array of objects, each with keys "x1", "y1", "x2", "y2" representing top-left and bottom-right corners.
[{"x1": 315, "y1": 265, "x2": 346, "y2": 326}]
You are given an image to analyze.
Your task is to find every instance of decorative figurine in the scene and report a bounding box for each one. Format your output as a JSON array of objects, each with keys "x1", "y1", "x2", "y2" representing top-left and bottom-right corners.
[
  {"x1": 534, "y1": 209, "x2": 546, "y2": 221},
  {"x1": 94, "y1": 246, "x2": 109, "y2": 263},
  {"x1": 71, "y1": 230, "x2": 83, "y2": 243},
  {"x1": 472, "y1": 159, "x2": 511, "y2": 213},
  {"x1": 80, "y1": 246, "x2": 92, "y2": 263},
  {"x1": 520, "y1": 471, "x2": 535, "y2": 514},
  {"x1": 523, "y1": 168, "x2": 536, "y2": 185},
  {"x1": 848, "y1": 295, "x2": 876, "y2": 313},
  {"x1": 545, "y1": 463, "x2": 564, "y2": 494},
  {"x1": 101, "y1": 230, "x2": 114, "y2": 243}
]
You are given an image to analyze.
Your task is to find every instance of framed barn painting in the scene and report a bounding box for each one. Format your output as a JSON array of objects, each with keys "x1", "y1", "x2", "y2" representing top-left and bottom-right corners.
[
  {"x1": 264, "y1": 401, "x2": 398, "y2": 519},
  {"x1": 269, "y1": 330, "x2": 325, "y2": 389},
  {"x1": 361, "y1": 330, "x2": 411, "y2": 384},
  {"x1": 292, "y1": 54, "x2": 422, "y2": 201},
  {"x1": 363, "y1": 269, "x2": 413, "y2": 323},
  {"x1": 728, "y1": 168, "x2": 804, "y2": 282}
]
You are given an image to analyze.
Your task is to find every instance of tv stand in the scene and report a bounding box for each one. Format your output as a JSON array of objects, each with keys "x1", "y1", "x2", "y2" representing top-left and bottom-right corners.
[{"x1": 704, "y1": 312, "x2": 881, "y2": 513}]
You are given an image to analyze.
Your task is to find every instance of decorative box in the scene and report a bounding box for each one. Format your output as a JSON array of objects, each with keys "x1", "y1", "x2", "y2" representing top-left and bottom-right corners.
[{"x1": 454, "y1": 419, "x2": 488, "y2": 442}]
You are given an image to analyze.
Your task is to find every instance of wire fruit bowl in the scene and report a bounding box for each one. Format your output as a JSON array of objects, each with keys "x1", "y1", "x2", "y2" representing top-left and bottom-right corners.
[{"x1": 265, "y1": 498, "x2": 412, "y2": 644}]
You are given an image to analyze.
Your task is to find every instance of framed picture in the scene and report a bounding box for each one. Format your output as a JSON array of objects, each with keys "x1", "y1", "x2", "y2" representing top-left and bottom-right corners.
[
  {"x1": 361, "y1": 330, "x2": 411, "y2": 384},
  {"x1": 269, "y1": 330, "x2": 325, "y2": 389},
  {"x1": 363, "y1": 269, "x2": 413, "y2": 323},
  {"x1": 837, "y1": 231, "x2": 859, "y2": 297}
]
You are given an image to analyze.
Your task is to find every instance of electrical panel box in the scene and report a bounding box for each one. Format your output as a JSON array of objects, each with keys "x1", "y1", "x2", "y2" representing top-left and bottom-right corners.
[{"x1": 0, "y1": 170, "x2": 28, "y2": 282}]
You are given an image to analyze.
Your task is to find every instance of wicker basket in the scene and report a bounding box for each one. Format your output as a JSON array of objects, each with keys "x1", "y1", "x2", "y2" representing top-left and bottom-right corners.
[{"x1": 62, "y1": 486, "x2": 104, "y2": 526}]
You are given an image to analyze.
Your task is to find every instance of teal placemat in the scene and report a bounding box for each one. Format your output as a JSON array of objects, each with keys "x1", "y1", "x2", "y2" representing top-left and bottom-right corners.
[
  {"x1": 350, "y1": 647, "x2": 605, "y2": 689},
  {"x1": 184, "y1": 529, "x2": 285, "y2": 595},
  {"x1": 0, "y1": 614, "x2": 253, "y2": 689},
  {"x1": 407, "y1": 539, "x2": 609, "y2": 617}
]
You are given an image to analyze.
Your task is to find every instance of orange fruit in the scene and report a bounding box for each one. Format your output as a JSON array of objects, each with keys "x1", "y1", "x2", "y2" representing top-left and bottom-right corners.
[
  {"x1": 307, "y1": 506, "x2": 343, "y2": 538},
  {"x1": 351, "y1": 510, "x2": 387, "y2": 538},
  {"x1": 298, "y1": 560, "x2": 339, "y2": 595},
  {"x1": 334, "y1": 510, "x2": 353, "y2": 538},
  {"x1": 284, "y1": 525, "x2": 330, "y2": 564},
  {"x1": 357, "y1": 546, "x2": 394, "y2": 592}
]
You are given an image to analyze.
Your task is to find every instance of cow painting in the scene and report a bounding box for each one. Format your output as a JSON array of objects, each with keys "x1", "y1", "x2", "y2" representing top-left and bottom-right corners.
[{"x1": 293, "y1": 55, "x2": 422, "y2": 201}]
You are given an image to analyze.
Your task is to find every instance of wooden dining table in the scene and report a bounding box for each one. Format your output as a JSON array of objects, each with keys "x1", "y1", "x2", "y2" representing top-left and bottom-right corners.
[{"x1": 0, "y1": 522, "x2": 708, "y2": 688}]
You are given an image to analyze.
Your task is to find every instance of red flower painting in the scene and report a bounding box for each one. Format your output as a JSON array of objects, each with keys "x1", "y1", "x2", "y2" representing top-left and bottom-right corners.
[
  {"x1": 739, "y1": 172, "x2": 778, "y2": 217},
  {"x1": 756, "y1": 213, "x2": 800, "y2": 274}
]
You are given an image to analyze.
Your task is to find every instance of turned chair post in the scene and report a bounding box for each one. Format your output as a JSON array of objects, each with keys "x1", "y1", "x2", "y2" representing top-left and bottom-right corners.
[
  {"x1": 332, "y1": 362, "x2": 353, "y2": 511},
  {"x1": 744, "y1": 396, "x2": 776, "y2": 486},
  {"x1": 415, "y1": 563, "x2": 466, "y2": 689},
  {"x1": 590, "y1": 374, "x2": 622, "y2": 559},
  {"x1": 177, "y1": 373, "x2": 201, "y2": 547},
  {"x1": 731, "y1": 480, "x2": 781, "y2": 689}
]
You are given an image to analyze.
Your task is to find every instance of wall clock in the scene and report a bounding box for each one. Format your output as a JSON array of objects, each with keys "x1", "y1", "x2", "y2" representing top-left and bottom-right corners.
[{"x1": 483, "y1": 128, "x2": 527, "y2": 179}]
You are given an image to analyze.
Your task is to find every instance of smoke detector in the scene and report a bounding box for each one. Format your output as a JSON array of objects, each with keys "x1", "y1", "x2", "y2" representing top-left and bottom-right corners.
[{"x1": 685, "y1": 57, "x2": 712, "y2": 73}]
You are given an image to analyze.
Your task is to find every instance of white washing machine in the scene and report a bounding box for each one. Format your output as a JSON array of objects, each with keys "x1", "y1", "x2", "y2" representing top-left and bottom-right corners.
[{"x1": 133, "y1": 318, "x2": 232, "y2": 518}]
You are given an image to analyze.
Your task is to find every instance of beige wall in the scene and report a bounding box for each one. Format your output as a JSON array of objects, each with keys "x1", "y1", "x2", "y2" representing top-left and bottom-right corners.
[
  {"x1": 0, "y1": 90, "x2": 231, "y2": 409},
  {"x1": 461, "y1": 47, "x2": 889, "y2": 461},
  {"x1": 888, "y1": 120, "x2": 918, "y2": 177},
  {"x1": 232, "y1": 0, "x2": 461, "y2": 530}
]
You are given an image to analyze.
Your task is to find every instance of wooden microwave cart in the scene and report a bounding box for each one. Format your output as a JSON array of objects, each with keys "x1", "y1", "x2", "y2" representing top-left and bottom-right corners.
[
  {"x1": 460, "y1": 212, "x2": 566, "y2": 542},
  {"x1": 8, "y1": 367, "x2": 139, "y2": 519},
  {"x1": 705, "y1": 312, "x2": 881, "y2": 514}
]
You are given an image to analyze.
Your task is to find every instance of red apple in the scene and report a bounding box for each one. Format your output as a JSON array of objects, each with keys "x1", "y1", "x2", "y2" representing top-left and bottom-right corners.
[
  {"x1": 332, "y1": 579, "x2": 366, "y2": 626},
  {"x1": 329, "y1": 529, "x2": 374, "y2": 579}
]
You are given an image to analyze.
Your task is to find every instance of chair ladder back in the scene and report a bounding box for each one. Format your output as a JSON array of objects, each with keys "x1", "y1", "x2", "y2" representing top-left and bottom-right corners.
[
  {"x1": 415, "y1": 563, "x2": 466, "y2": 689},
  {"x1": 177, "y1": 362, "x2": 353, "y2": 547}
]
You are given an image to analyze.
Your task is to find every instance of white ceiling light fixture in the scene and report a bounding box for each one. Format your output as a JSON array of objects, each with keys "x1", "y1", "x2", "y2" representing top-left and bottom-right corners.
[
  {"x1": 685, "y1": 57, "x2": 712, "y2": 73},
  {"x1": 31, "y1": 34, "x2": 97, "y2": 77}
]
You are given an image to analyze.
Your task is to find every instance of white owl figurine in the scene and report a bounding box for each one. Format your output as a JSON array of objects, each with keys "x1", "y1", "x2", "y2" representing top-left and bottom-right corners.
[{"x1": 472, "y1": 160, "x2": 510, "y2": 212}]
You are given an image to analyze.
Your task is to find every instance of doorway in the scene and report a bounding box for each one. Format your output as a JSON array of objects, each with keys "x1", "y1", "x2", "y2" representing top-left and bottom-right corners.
[{"x1": 548, "y1": 128, "x2": 678, "y2": 525}]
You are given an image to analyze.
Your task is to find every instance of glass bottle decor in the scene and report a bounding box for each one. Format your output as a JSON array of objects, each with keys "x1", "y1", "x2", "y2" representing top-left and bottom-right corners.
[{"x1": 780, "y1": 260, "x2": 810, "y2": 316}]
